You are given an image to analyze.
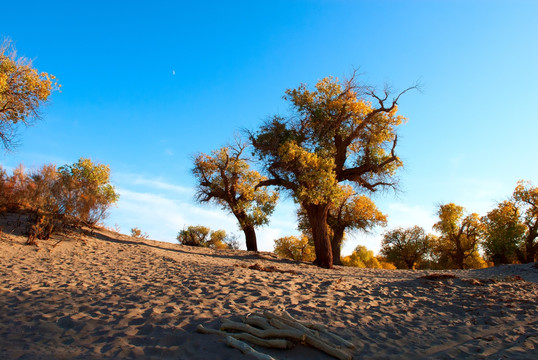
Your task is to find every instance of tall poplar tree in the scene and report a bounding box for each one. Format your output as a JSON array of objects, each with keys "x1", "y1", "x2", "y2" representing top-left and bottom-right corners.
[{"x1": 251, "y1": 73, "x2": 412, "y2": 268}]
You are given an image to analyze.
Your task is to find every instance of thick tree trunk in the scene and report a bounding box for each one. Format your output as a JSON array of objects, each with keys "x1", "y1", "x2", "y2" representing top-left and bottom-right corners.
[
  {"x1": 330, "y1": 227, "x2": 345, "y2": 266},
  {"x1": 453, "y1": 236, "x2": 465, "y2": 269},
  {"x1": 524, "y1": 223, "x2": 537, "y2": 262},
  {"x1": 304, "y1": 203, "x2": 333, "y2": 269},
  {"x1": 242, "y1": 224, "x2": 258, "y2": 252},
  {"x1": 524, "y1": 237, "x2": 536, "y2": 263},
  {"x1": 235, "y1": 211, "x2": 258, "y2": 252},
  {"x1": 455, "y1": 252, "x2": 465, "y2": 269}
]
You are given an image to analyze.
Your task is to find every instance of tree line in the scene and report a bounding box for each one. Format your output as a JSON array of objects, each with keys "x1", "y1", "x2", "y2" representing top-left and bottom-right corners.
[
  {"x1": 381, "y1": 184, "x2": 537, "y2": 269},
  {"x1": 273, "y1": 181, "x2": 537, "y2": 270}
]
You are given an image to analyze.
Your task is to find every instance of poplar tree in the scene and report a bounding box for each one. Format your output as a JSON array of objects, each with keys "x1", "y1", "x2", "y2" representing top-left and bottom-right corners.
[
  {"x1": 193, "y1": 141, "x2": 278, "y2": 251},
  {"x1": 251, "y1": 73, "x2": 413, "y2": 267}
]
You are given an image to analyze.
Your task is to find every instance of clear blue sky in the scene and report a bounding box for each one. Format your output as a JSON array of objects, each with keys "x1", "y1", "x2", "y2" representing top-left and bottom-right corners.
[{"x1": 2, "y1": 0, "x2": 537, "y2": 255}]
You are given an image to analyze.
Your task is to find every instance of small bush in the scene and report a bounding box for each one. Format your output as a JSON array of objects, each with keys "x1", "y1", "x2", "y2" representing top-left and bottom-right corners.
[
  {"x1": 130, "y1": 227, "x2": 149, "y2": 239},
  {"x1": 177, "y1": 225, "x2": 237, "y2": 250},
  {"x1": 273, "y1": 235, "x2": 315, "y2": 262}
]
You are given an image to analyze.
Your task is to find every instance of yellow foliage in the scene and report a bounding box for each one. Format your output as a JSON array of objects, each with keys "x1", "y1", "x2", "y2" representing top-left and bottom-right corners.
[
  {"x1": 273, "y1": 235, "x2": 315, "y2": 262},
  {"x1": 0, "y1": 38, "x2": 60, "y2": 150},
  {"x1": 193, "y1": 144, "x2": 279, "y2": 228},
  {"x1": 342, "y1": 245, "x2": 383, "y2": 268},
  {"x1": 278, "y1": 141, "x2": 340, "y2": 204}
]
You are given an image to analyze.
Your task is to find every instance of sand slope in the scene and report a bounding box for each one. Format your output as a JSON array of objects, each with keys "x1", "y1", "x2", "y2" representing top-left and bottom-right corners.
[{"x1": 0, "y1": 218, "x2": 536, "y2": 359}]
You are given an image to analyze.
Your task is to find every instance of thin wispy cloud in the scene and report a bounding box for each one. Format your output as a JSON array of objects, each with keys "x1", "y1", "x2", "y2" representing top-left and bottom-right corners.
[{"x1": 114, "y1": 173, "x2": 193, "y2": 195}]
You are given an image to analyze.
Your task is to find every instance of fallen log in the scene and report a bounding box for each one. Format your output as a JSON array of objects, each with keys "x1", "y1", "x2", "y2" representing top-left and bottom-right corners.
[
  {"x1": 305, "y1": 323, "x2": 356, "y2": 349},
  {"x1": 221, "y1": 320, "x2": 306, "y2": 342},
  {"x1": 196, "y1": 324, "x2": 292, "y2": 349},
  {"x1": 262, "y1": 311, "x2": 352, "y2": 360},
  {"x1": 197, "y1": 311, "x2": 354, "y2": 360},
  {"x1": 226, "y1": 336, "x2": 276, "y2": 360},
  {"x1": 244, "y1": 314, "x2": 273, "y2": 330},
  {"x1": 263, "y1": 311, "x2": 318, "y2": 337}
]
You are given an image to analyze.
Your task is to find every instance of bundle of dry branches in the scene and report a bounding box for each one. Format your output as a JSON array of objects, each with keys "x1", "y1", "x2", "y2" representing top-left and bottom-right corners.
[{"x1": 196, "y1": 310, "x2": 355, "y2": 360}]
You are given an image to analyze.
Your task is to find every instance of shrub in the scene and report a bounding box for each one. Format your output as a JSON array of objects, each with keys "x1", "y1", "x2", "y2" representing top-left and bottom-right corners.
[
  {"x1": 130, "y1": 227, "x2": 149, "y2": 239},
  {"x1": 0, "y1": 158, "x2": 119, "y2": 244},
  {"x1": 273, "y1": 235, "x2": 315, "y2": 262},
  {"x1": 177, "y1": 225, "x2": 237, "y2": 250},
  {"x1": 342, "y1": 245, "x2": 383, "y2": 269}
]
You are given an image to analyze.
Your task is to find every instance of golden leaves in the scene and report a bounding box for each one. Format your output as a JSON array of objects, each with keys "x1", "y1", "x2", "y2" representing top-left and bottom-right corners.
[
  {"x1": 1, "y1": 38, "x2": 60, "y2": 149},
  {"x1": 193, "y1": 144, "x2": 279, "y2": 228},
  {"x1": 278, "y1": 141, "x2": 340, "y2": 204},
  {"x1": 273, "y1": 235, "x2": 315, "y2": 262}
]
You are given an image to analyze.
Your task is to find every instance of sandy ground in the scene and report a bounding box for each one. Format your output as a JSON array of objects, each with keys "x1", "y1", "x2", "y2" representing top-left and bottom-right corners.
[{"x1": 0, "y1": 214, "x2": 537, "y2": 359}]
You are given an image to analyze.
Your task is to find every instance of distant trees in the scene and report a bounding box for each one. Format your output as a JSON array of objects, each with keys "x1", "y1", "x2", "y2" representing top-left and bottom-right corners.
[
  {"x1": 273, "y1": 235, "x2": 315, "y2": 262},
  {"x1": 482, "y1": 201, "x2": 525, "y2": 265},
  {"x1": 192, "y1": 141, "x2": 279, "y2": 251},
  {"x1": 432, "y1": 203, "x2": 485, "y2": 269},
  {"x1": 375, "y1": 181, "x2": 538, "y2": 269},
  {"x1": 251, "y1": 73, "x2": 413, "y2": 268},
  {"x1": 380, "y1": 226, "x2": 433, "y2": 269},
  {"x1": 512, "y1": 181, "x2": 538, "y2": 263},
  {"x1": 342, "y1": 245, "x2": 395, "y2": 269},
  {"x1": 177, "y1": 225, "x2": 239, "y2": 250},
  {"x1": 0, "y1": 158, "x2": 119, "y2": 242},
  {"x1": 0, "y1": 38, "x2": 60, "y2": 151}
]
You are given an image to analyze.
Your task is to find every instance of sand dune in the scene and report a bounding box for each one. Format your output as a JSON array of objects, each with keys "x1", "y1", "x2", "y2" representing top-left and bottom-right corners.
[{"x1": 0, "y1": 218, "x2": 536, "y2": 359}]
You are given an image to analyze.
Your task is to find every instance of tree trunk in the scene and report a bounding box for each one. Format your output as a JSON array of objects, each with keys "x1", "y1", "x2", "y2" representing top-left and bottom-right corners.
[
  {"x1": 330, "y1": 226, "x2": 345, "y2": 266},
  {"x1": 242, "y1": 224, "x2": 258, "y2": 252},
  {"x1": 455, "y1": 252, "x2": 465, "y2": 269},
  {"x1": 453, "y1": 235, "x2": 465, "y2": 269},
  {"x1": 304, "y1": 203, "x2": 333, "y2": 269},
  {"x1": 524, "y1": 233, "x2": 536, "y2": 263},
  {"x1": 235, "y1": 211, "x2": 258, "y2": 252}
]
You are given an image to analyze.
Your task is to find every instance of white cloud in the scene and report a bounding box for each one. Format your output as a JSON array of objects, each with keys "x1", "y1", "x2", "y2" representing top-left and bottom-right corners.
[{"x1": 113, "y1": 173, "x2": 192, "y2": 195}]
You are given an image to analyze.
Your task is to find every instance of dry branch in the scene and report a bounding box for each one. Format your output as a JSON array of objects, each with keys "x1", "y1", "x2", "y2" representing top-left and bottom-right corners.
[
  {"x1": 306, "y1": 323, "x2": 356, "y2": 349},
  {"x1": 196, "y1": 324, "x2": 292, "y2": 349},
  {"x1": 263, "y1": 311, "x2": 352, "y2": 360},
  {"x1": 264, "y1": 311, "x2": 318, "y2": 337},
  {"x1": 244, "y1": 314, "x2": 273, "y2": 330},
  {"x1": 221, "y1": 320, "x2": 306, "y2": 342},
  {"x1": 226, "y1": 336, "x2": 276, "y2": 360}
]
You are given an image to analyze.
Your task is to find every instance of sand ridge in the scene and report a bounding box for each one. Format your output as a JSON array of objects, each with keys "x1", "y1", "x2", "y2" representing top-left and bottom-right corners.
[{"x1": 0, "y1": 221, "x2": 536, "y2": 359}]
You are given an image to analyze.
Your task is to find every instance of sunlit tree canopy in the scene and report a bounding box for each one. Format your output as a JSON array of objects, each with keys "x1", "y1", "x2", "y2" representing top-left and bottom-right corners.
[
  {"x1": 0, "y1": 38, "x2": 60, "y2": 150},
  {"x1": 193, "y1": 140, "x2": 278, "y2": 251},
  {"x1": 251, "y1": 72, "x2": 412, "y2": 268}
]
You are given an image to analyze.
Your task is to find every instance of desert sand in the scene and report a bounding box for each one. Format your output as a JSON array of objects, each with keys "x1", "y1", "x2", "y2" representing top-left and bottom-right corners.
[{"x1": 0, "y1": 214, "x2": 537, "y2": 359}]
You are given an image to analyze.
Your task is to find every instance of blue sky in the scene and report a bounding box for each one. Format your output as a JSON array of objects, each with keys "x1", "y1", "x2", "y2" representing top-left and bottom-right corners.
[{"x1": 1, "y1": 0, "x2": 537, "y2": 255}]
